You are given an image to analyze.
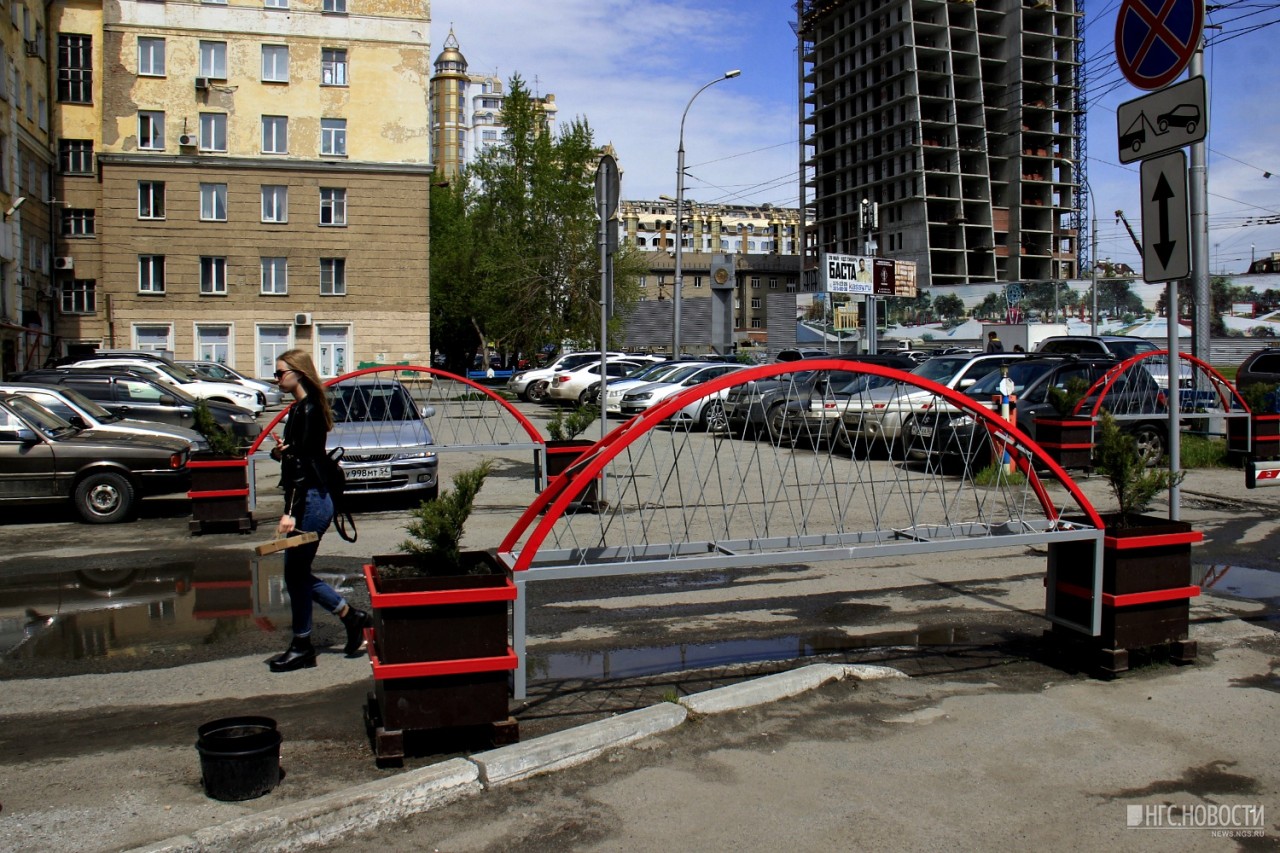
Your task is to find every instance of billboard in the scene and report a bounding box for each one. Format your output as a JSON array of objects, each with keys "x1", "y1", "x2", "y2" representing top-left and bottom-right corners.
[{"x1": 822, "y1": 253, "x2": 915, "y2": 297}]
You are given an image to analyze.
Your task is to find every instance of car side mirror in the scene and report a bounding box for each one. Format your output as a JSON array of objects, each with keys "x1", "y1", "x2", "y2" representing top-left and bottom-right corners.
[
  {"x1": 958, "y1": 378, "x2": 976, "y2": 389},
  {"x1": 159, "y1": 394, "x2": 177, "y2": 405},
  {"x1": 14, "y1": 427, "x2": 39, "y2": 444},
  {"x1": 420, "y1": 405, "x2": 436, "y2": 419}
]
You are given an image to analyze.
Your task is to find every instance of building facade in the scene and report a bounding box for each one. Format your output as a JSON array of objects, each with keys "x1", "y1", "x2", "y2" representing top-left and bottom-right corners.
[
  {"x1": 49, "y1": 0, "x2": 434, "y2": 379},
  {"x1": 428, "y1": 28, "x2": 556, "y2": 182},
  {"x1": 0, "y1": 0, "x2": 55, "y2": 377},
  {"x1": 799, "y1": 0, "x2": 1082, "y2": 289},
  {"x1": 621, "y1": 199, "x2": 800, "y2": 257}
]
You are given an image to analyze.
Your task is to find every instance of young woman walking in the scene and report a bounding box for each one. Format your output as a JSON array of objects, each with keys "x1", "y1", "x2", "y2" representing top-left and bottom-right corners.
[{"x1": 268, "y1": 348, "x2": 370, "y2": 672}]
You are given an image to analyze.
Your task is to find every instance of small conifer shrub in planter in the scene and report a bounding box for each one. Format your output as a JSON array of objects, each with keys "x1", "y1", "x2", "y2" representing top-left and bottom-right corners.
[
  {"x1": 539, "y1": 403, "x2": 602, "y2": 509},
  {"x1": 188, "y1": 400, "x2": 254, "y2": 534},
  {"x1": 363, "y1": 461, "x2": 517, "y2": 761},
  {"x1": 1033, "y1": 377, "x2": 1094, "y2": 470},
  {"x1": 1227, "y1": 382, "x2": 1280, "y2": 463}
]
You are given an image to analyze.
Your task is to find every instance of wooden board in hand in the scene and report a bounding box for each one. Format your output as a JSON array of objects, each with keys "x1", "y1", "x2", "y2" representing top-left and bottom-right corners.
[{"x1": 254, "y1": 531, "x2": 319, "y2": 556}]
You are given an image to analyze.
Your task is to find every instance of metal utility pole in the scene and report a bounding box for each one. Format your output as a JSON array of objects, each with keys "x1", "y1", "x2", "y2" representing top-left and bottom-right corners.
[
  {"x1": 861, "y1": 198, "x2": 878, "y2": 355},
  {"x1": 1188, "y1": 44, "x2": 1211, "y2": 366}
]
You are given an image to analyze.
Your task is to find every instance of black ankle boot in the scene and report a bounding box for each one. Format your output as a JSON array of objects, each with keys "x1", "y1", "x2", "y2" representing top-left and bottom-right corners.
[
  {"x1": 341, "y1": 607, "x2": 373, "y2": 656},
  {"x1": 269, "y1": 636, "x2": 316, "y2": 672}
]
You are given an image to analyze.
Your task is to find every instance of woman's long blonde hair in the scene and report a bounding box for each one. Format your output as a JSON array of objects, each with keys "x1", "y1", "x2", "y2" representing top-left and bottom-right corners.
[{"x1": 278, "y1": 348, "x2": 334, "y2": 430}]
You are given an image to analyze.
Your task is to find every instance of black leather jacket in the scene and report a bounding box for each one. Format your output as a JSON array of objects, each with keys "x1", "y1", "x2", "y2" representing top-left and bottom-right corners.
[{"x1": 278, "y1": 395, "x2": 329, "y2": 517}]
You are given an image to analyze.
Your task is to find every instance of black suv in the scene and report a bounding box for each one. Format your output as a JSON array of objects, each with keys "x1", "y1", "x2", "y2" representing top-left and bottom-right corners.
[
  {"x1": 12, "y1": 370, "x2": 261, "y2": 443},
  {"x1": 1236, "y1": 347, "x2": 1280, "y2": 402},
  {"x1": 1035, "y1": 335, "x2": 1159, "y2": 360}
]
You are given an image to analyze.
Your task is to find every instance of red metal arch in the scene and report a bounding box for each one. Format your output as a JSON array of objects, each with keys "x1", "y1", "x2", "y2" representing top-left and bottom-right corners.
[
  {"x1": 499, "y1": 359, "x2": 1106, "y2": 571},
  {"x1": 247, "y1": 365, "x2": 544, "y2": 456},
  {"x1": 1072, "y1": 350, "x2": 1247, "y2": 418}
]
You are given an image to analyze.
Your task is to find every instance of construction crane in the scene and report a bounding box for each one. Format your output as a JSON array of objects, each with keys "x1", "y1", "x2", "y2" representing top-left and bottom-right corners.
[{"x1": 1114, "y1": 209, "x2": 1143, "y2": 256}]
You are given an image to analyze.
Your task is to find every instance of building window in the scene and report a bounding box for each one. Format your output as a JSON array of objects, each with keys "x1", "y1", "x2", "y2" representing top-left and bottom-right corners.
[
  {"x1": 322, "y1": 0, "x2": 346, "y2": 13},
  {"x1": 59, "y1": 139, "x2": 93, "y2": 174},
  {"x1": 60, "y1": 279, "x2": 96, "y2": 314},
  {"x1": 138, "y1": 111, "x2": 164, "y2": 150},
  {"x1": 138, "y1": 37, "x2": 164, "y2": 76},
  {"x1": 133, "y1": 324, "x2": 173, "y2": 352},
  {"x1": 200, "y1": 257, "x2": 227, "y2": 295},
  {"x1": 750, "y1": 317, "x2": 763, "y2": 329},
  {"x1": 320, "y1": 258, "x2": 345, "y2": 295},
  {"x1": 195, "y1": 324, "x2": 231, "y2": 362},
  {"x1": 61, "y1": 208, "x2": 95, "y2": 236},
  {"x1": 319, "y1": 187, "x2": 346, "y2": 225},
  {"x1": 320, "y1": 118, "x2": 346, "y2": 156},
  {"x1": 138, "y1": 181, "x2": 165, "y2": 219},
  {"x1": 769, "y1": 277, "x2": 778, "y2": 289},
  {"x1": 316, "y1": 325, "x2": 349, "y2": 376},
  {"x1": 261, "y1": 115, "x2": 287, "y2": 153},
  {"x1": 256, "y1": 325, "x2": 291, "y2": 378},
  {"x1": 57, "y1": 34, "x2": 91, "y2": 103},
  {"x1": 200, "y1": 183, "x2": 227, "y2": 221},
  {"x1": 199, "y1": 41, "x2": 227, "y2": 79},
  {"x1": 261, "y1": 185, "x2": 287, "y2": 222},
  {"x1": 261, "y1": 44, "x2": 288, "y2": 82},
  {"x1": 751, "y1": 276, "x2": 761, "y2": 289},
  {"x1": 199, "y1": 112, "x2": 227, "y2": 151},
  {"x1": 321, "y1": 48, "x2": 347, "y2": 86},
  {"x1": 264, "y1": 0, "x2": 288, "y2": 8},
  {"x1": 750, "y1": 297, "x2": 761, "y2": 309},
  {"x1": 260, "y1": 257, "x2": 287, "y2": 294},
  {"x1": 138, "y1": 255, "x2": 165, "y2": 293}
]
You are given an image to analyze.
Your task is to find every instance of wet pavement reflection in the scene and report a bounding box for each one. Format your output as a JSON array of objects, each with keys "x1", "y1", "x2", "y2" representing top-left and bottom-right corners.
[
  {"x1": 0, "y1": 557, "x2": 363, "y2": 666},
  {"x1": 1199, "y1": 563, "x2": 1280, "y2": 612}
]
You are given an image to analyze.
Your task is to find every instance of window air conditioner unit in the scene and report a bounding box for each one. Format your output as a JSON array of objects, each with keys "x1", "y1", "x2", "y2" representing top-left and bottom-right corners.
[
  {"x1": 178, "y1": 134, "x2": 197, "y2": 147},
  {"x1": 53, "y1": 256, "x2": 74, "y2": 271},
  {"x1": 194, "y1": 77, "x2": 210, "y2": 91},
  {"x1": 24, "y1": 40, "x2": 38, "y2": 57},
  {"x1": 294, "y1": 312, "x2": 313, "y2": 327}
]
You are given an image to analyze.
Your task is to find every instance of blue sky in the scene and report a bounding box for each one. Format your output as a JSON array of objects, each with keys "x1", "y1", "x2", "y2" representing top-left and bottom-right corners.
[{"x1": 433, "y1": 0, "x2": 1280, "y2": 277}]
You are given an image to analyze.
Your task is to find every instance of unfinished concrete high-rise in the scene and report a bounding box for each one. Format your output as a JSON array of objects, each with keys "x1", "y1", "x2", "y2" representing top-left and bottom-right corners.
[{"x1": 799, "y1": 0, "x2": 1085, "y2": 289}]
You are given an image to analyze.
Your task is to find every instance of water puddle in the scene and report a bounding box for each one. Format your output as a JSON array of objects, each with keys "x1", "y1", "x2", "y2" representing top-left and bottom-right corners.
[
  {"x1": 0, "y1": 558, "x2": 363, "y2": 663},
  {"x1": 529, "y1": 626, "x2": 971, "y2": 682},
  {"x1": 1198, "y1": 564, "x2": 1280, "y2": 604}
]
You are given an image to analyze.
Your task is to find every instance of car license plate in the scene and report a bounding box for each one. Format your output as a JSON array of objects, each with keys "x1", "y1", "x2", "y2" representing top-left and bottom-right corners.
[
  {"x1": 347, "y1": 465, "x2": 391, "y2": 480},
  {"x1": 916, "y1": 425, "x2": 933, "y2": 438}
]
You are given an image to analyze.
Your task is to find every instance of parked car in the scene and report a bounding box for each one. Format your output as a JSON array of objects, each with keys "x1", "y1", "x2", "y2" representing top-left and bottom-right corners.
[
  {"x1": 177, "y1": 361, "x2": 283, "y2": 407},
  {"x1": 1236, "y1": 346, "x2": 1280, "y2": 403},
  {"x1": 63, "y1": 358, "x2": 264, "y2": 413},
  {"x1": 0, "y1": 382, "x2": 209, "y2": 452},
  {"x1": 507, "y1": 351, "x2": 627, "y2": 403},
  {"x1": 0, "y1": 391, "x2": 190, "y2": 523},
  {"x1": 665, "y1": 364, "x2": 748, "y2": 430},
  {"x1": 602, "y1": 361, "x2": 695, "y2": 415},
  {"x1": 546, "y1": 360, "x2": 644, "y2": 406},
  {"x1": 1034, "y1": 335, "x2": 1158, "y2": 361},
  {"x1": 775, "y1": 348, "x2": 830, "y2": 362},
  {"x1": 11, "y1": 370, "x2": 261, "y2": 444},
  {"x1": 618, "y1": 363, "x2": 743, "y2": 417},
  {"x1": 804, "y1": 352, "x2": 1028, "y2": 453},
  {"x1": 326, "y1": 378, "x2": 438, "y2": 499}
]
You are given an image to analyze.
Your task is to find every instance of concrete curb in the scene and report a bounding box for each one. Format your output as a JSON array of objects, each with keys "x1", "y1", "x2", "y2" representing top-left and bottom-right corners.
[
  {"x1": 130, "y1": 758, "x2": 482, "y2": 853},
  {"x1": 127, "y1": 662, "x2": 907, "y2": 852},
  {"x1": 472, "y1": 703, "x2": 689, "y2": 787}
]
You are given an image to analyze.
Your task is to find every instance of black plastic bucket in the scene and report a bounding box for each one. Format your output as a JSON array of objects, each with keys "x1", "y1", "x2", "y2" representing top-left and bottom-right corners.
[{"x1": 196, "y1": 716, "x2": 282, "y2": 801}]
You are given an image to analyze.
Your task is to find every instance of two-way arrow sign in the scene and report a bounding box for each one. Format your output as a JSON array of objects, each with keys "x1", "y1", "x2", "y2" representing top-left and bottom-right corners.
[{"x1": 1140, "y1": 151, "x2": 1190, "y2": 283}]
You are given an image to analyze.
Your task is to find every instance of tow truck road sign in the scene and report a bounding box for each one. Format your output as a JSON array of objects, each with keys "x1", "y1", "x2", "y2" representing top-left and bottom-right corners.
[
  {"x1": 1116, "y1": 0, "x2": 1204, "y2": 90},
  {"x1": 1140, "y1": 150, "x2": 1190, "y2": 283},
  {"x1": 1116, "y1": 76, "x2": 1206, "y2": 164}
]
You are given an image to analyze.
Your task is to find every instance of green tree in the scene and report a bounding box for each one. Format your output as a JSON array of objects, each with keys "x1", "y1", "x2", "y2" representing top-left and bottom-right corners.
[
  {"x1": 1154, "y1": 277, "x2": 1256, "y2": 336},
  {"x1": 976, "y1": 291, "x2": 1005, "y2": 320},
  {"x1": 933, "y1": 293, "x2": 965, "y2": 321}
]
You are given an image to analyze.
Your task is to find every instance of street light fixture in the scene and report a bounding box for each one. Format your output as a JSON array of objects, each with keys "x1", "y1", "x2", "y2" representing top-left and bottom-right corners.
[{"x1": 673, "y1": 69, "x2": 741, "y2": 356}]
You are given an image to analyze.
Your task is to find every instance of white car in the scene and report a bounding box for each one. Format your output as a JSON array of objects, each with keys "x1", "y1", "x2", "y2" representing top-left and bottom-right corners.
[
  {"x1": 603, "y1": 361, "x2": 692, "y2": 414},
  {"x1": 507, "y1": 351, "x2": 626, "y2": 402},
  {"x1": 66, "y1": 358, "x2": 264, "y2": 414},
  {"x1": 618, "y1": 363, "x2": 744, "y2": 418},
  {"x1": 667, "y1": 365, "x2": 748, "y2": 430},
  {"x1": 178, "y1": 360, "x2": 284, "y2": 407},
  {"x1": 547, "y1": 360, "x2": 644, "y2": 406}
]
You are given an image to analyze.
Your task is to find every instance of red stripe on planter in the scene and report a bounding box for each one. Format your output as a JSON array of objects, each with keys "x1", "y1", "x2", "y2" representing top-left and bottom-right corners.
[
  {"x1": 188, "y1": 488, "x2": 250, "y2": 499},
  {"x1": 1054, "y1": 580, "x2": 1095, "y2": 600},
  {"x1": 1104, "y1": 531, "x2": 1204, "y2": 550},
  {"x1": 1038, "y1": 442, "x2": 1094, "y2": 450},
  {"x1": 188, "y1": 459, "x2": 248, "y2": 469},
  {"x1": 191, "y1": 580, "x2": 251, "y2": 590},
  {"x1": 363, "y1": 564, "x2": 518, "y2": 608},
  {"x1": 1102, "y1": 585, "x2": 1200, "y2": 607},
  {"x1": 367, "y1": 631, "x2": 518, "y2": 679}
]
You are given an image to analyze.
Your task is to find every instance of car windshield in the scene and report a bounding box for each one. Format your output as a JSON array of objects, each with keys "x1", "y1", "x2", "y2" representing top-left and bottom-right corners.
[
  {"x1": 145, "y1": 362, "x2": 195, "y2": 383},
  {"x1": 659, "y1": 364, "x2": 709, "y2": 384},
  {"x1": 829, "y1": 372, "x2": 897, "y2": 395},
  {"x1": 330, "y1": 383, "x2": 420, "y2": 422},
  {"x1": 911, "y1": 356, "x2": 969, "y2": 384},
  {"x1": 555, "y1": 354, "x2": 604, "y2": 371},
  {"x1": 1108, "y1": 340, "x2": 1159, "y2": 360},
  {"x1": 7, "y1": 395, "x2": 76, "y2": 437},
  {"x1": 966, "y1": 361, "x2": 1058, "y2": 397},
  {"x1": 57, "y1": 387, "x2": 118, "y2": 422}
]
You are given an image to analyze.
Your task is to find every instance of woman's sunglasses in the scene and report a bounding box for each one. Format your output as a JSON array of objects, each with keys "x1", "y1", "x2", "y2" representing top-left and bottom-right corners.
[{"x1": 274, "y1": 369, "x2": 294, "y2": 380}]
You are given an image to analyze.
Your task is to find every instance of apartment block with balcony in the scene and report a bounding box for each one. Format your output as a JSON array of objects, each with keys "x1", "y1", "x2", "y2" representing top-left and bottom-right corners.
[
  {"x1": 799, "y1": 0, "x2": 1081, "y2": 289},
  {"x1": 49, "y1": 0, "x2": 433, "y2": 378}
]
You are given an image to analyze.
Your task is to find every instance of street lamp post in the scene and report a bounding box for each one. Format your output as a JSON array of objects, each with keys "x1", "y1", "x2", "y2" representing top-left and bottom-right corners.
[{"x1": 673, "y1": 70, "x2": 740, "y2": 357}]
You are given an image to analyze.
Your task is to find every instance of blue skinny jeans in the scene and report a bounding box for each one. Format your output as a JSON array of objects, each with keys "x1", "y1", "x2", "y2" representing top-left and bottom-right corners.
[{"x1": 283, "y1": 487, "x2": 346, "y2": 638}]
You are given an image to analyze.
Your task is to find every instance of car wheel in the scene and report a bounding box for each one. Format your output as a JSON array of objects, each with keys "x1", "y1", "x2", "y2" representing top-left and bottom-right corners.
[
  {"x1": 528, "y1": 380, "x2": 550, "y2": 403},
  {"x1": 1185, "y1": 121, "x2": 1197, "y2": 134},
  {"x1": 1133, "y1": 424, "x2": 1166, "y2": 466},
  {"x1": 766, "y1": 403, "x2": 787, "y2": 441},
  {"x1": 1158, "y1": 119, "x2": 1169, "y2": 133},
  {"x1": 579, "y1": 387, "x2": 595, "y2": 407},
  {"x1": 1132, "y1": 138, "x2": 1142, "y2": 152},
  {"x1": 74, "y1": 471, "x2": 135, "y2": 524},
  {"x1": 700, "y1": 400, "x2": 728, "y2": 432}
]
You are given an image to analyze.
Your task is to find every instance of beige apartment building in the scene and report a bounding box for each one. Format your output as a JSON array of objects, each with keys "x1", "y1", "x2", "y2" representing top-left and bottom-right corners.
[{"x1": 49, "y1": 0, "x2": 433, "y2": 379}]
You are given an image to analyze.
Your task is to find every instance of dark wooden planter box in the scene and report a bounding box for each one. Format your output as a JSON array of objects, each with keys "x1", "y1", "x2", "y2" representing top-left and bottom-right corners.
[
  {"x1": 188, "y1": 455, "x2": 254, "y2": 534},
  {"x1": 1227, "y1": 413, "x2": 1280, "y2": 462},
  {"x1": 1033, "y1": 415, "x2": 1094, "y2": 469},
  {"x1": 538, "y1": 439, "x2": 601, "y2": 509},
  {"x1": 1047, "y1": 514, "x2": 1202, "y2": 673},
  {"x1": 364, "y1": 551, "x2": 517, "y2": 760}
]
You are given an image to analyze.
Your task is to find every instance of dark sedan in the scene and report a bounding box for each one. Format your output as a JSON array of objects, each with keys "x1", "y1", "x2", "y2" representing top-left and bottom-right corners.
[{"x1": 0, "y1": 392, "x2": 190, "y2": 523}]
